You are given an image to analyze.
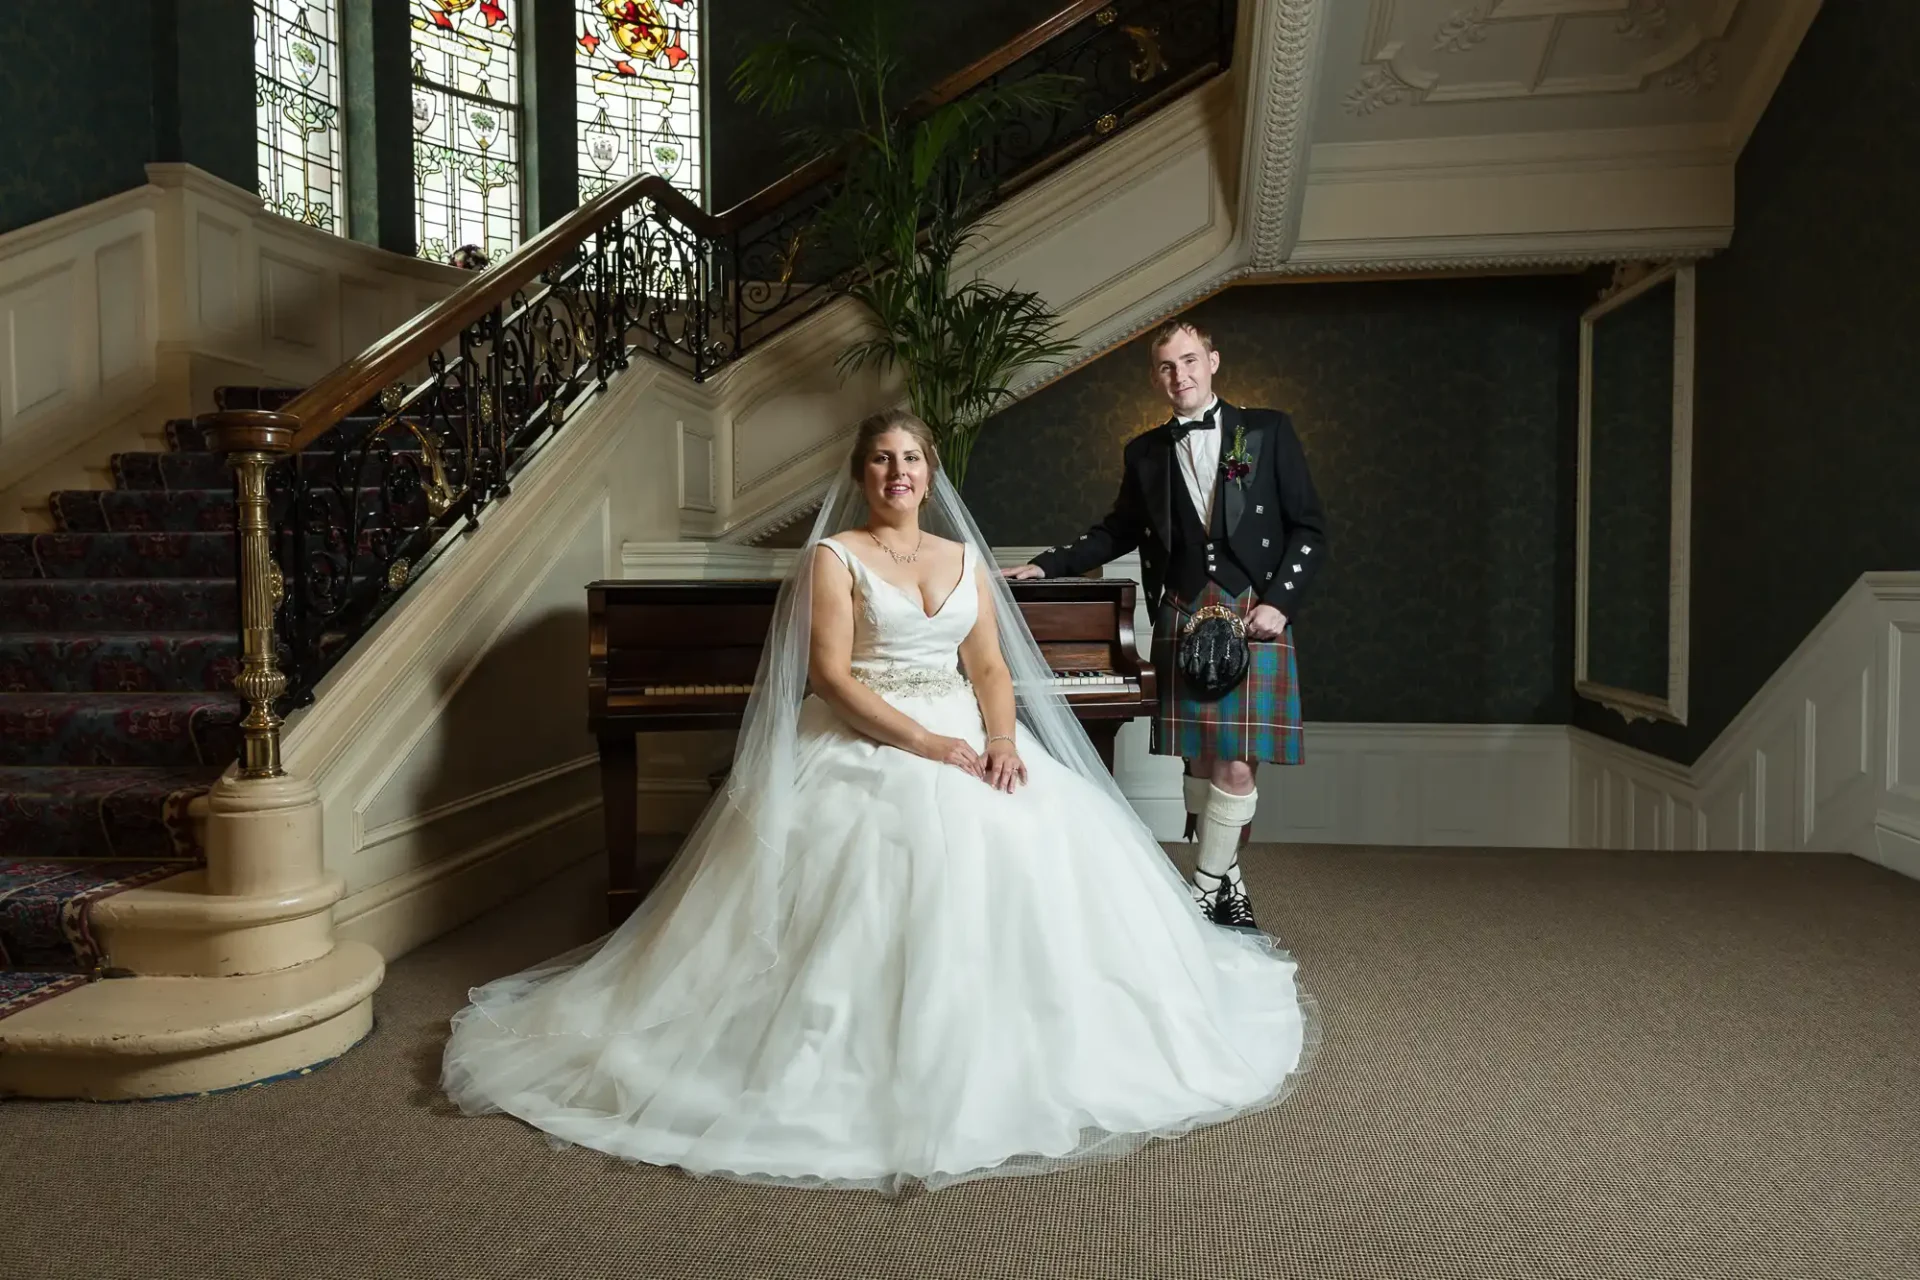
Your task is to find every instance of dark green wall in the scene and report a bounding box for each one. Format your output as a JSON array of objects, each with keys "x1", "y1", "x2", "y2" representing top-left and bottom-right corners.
[
  {"x1": 1574, "y1": 0, "x2": 1920, "y2": 763},
  {"x1": 0, "y1": 0, "x2": 254, "y2": 236},
  {"x1": 0, "y1": 1, "x2": 1059, "y2": 233},
  {"x1": 965, "y1": 277, "x2": 1584, "y2": 725},
  {"x1": 157, "y1": 0, "x2": 257, "y2": 190},
  {"x1": 0, "y1": 1, "x2": 159, "y2": 233}
]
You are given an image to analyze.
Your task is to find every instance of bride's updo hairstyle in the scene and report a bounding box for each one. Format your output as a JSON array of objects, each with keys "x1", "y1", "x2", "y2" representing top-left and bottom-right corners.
[{"x1": 848, "y1": 408, "x2": 942, "y2": 482}]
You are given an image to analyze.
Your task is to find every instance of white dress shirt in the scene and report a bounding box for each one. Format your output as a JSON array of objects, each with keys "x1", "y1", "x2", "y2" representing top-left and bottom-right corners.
[{"x1": 1174, "y1": 397, "x2": 1221, "y2": 529}]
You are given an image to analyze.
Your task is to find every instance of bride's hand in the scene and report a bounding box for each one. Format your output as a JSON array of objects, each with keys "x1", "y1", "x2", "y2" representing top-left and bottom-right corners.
[
  {"x1": 917, "y1": 732, "x2": 983, "y2": 777},
  {"x1": 984, "y1": 740, "x2": 1027, "y2": 793}
]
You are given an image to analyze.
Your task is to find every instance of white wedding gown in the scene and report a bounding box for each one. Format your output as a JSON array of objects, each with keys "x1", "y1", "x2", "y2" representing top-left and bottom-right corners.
[{"x1": 442, "y1": 538, "x2": 1316, "y2": 1192}]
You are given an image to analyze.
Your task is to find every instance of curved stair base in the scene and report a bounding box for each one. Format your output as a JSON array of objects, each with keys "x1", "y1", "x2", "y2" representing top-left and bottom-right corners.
[
  {"x1": 91, "y1": 868, "x2": 349, "y2": 978},
  {"x1": 0, "y1": 941, "x2": 383, "y2": 1100}
]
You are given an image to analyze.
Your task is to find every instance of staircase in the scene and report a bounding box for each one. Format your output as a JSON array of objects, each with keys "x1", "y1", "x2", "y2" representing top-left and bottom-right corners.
[
  {"x1": 0, "y1": 0, "x2": 1233, "y2": 1094},
  {"x1": 0, "y1": 388, "x2": 388, "y2": 1095},
  {"x1": 0, "y1": 402, "x2": 258, "y2": 1008}
]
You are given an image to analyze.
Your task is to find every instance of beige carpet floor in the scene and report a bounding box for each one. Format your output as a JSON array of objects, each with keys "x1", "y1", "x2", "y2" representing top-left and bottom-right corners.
[{"x1": 4, "y1": 843, "x2": 1919, "y2": 1280}]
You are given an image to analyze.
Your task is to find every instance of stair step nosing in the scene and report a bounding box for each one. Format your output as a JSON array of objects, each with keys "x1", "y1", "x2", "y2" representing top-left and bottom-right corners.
[
  {"x1": 0, "y1": 941, "x2": 384, "y2": 1055},
  {"x1": 89, "y1": 873, "x2": 346, "y2": 930}
]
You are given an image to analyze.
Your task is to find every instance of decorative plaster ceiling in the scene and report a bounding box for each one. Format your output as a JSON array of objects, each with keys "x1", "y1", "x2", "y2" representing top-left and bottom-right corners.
[{"x1": 1314, "y1": 0, "x2": 1795, "y2": 144}]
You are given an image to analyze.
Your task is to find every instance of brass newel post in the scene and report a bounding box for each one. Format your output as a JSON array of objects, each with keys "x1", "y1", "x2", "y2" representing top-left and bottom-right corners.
[{"x1": 202, "y1": 411, "x2": 297, "y2": 780}]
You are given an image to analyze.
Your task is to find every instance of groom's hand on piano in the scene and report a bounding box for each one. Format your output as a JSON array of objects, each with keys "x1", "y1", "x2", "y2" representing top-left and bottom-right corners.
[{"x1": 1002, "y1": 564, "x2": 1045, "y2": 580}]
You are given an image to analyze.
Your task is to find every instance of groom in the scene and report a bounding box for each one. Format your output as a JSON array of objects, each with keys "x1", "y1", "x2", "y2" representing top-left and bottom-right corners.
[{"x1": 1005, "y1": 318, "x2": 1327, "y2": 929}]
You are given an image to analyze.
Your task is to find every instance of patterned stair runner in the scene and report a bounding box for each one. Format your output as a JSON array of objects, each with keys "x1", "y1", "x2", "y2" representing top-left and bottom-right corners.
[{"x1": 0, "y1": 386, "x2": 319, "y2": 1018}]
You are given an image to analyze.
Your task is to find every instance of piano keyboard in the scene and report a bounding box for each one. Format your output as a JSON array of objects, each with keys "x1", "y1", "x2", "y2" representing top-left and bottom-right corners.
[
  {"x1": 1049, "y1": 670, "x2": 1136, "y2": 691},
  {"x1": 640, "y1": 673, "x2": 1138, "y2": 698}
]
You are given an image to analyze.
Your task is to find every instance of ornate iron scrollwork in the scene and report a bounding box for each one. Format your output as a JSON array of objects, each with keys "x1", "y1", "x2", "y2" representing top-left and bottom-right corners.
[
  {"x1": 1122, "y1": 25, "x2": 1167, "y2": 82},
  {"x1": 402, "y1": 419, "x2": 467, "y2": 518},
  {"x1": 247, "y1": 0, "x2": 1237, "y2": 714}
]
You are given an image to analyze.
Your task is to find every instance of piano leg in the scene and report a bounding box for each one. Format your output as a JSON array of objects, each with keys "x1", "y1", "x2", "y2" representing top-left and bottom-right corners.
[
  {"x1": 1085, "y1": 722, "x2": 1121, "y2": 775},
  {"x1": 599, "y1": 730, "x2": 640, "y2": 928}
]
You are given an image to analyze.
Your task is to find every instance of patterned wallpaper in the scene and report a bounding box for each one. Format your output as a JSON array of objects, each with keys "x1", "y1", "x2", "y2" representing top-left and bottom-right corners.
[
  {"x1": 0, "y1": 1, "x2": 253, "y2": 236},
  {"x1": 1574, "y1": 0, "x2": 1920, "y2": 763},
  {"x1": 0, "y1": 1, "x2": 157, "y2": 234},
  {"x1": 965, "y1": 277, "x2": 1586, "y2": 725},
  {"x1": 166, "y1": 0, "x2": 256, "y2": 192}
]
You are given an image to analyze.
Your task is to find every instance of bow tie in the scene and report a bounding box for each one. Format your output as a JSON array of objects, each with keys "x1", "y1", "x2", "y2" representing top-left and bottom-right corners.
[{"x1": 1169, "y1": 408, "x2": 1216, "y2": 442}]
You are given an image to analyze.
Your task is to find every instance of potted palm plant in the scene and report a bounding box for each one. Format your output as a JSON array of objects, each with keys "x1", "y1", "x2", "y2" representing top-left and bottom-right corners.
[{"x1": 731, "y1": 0, "x2": 1079, "y2": 488}]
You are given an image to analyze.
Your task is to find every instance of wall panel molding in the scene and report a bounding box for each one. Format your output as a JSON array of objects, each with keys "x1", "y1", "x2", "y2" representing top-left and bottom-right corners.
[
  {"x1": 0, "y1": 164, "x2": 464, "y2": 528},
  {"x1": 1574, "y1": 573, "x2": 1920, "y2": 881}
]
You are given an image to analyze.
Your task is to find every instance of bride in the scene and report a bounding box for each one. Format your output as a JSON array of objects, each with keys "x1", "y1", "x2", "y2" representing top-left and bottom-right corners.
[{"x1": 441, "y1": 410, "x2": 1318, "y2": 1193}]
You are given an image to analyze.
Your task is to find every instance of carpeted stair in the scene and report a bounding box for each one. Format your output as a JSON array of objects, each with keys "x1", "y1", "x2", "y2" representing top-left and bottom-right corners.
[{"x1": 0, "y1": 387, "x2": 339, "y2": 1018}]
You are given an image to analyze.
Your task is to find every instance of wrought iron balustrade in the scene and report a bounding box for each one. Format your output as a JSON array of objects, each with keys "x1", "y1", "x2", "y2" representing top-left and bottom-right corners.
[{"x1": 199, "y1": 0, "x2": 1237, "y2": 778}]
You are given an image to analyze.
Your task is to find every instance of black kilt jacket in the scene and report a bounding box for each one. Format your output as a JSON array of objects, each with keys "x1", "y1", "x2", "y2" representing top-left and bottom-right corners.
[{"x1": 1029, "y1": 402, "x2": 1328, "y2": 619}]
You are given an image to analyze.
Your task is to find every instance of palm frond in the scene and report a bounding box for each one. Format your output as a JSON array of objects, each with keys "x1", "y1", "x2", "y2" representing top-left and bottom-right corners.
[{"x1": 732, "y1": 1, "x2": 1084, "y2": 484}]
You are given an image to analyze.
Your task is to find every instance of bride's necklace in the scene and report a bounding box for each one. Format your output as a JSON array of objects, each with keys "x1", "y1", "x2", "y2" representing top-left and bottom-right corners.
[{"x1": 866, "y1": 527, "x2": 923, "y2": 564}]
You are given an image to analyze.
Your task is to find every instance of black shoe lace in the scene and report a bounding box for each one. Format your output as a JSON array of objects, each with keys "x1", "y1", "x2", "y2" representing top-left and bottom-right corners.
[{"x1": 1193, "y1": 867, "x2": 1258, "y2": 929}]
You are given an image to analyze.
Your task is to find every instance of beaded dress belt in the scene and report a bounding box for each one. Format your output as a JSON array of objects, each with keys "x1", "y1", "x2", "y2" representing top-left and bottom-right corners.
[{"x1": 854, "y1": 666, "x2": 972, "y2": 698}]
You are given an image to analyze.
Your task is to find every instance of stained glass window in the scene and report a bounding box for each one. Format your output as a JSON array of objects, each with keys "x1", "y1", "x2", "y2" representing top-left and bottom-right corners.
[
  {"x1": 255, "y1": 1, "x2": 347, "y2": 231},
  {"x1": 411, "y1": 0, "x2": 523, "y2": 264},
  {"x1": 576, "y1": 1, "x2": 705, "y2": 205}
]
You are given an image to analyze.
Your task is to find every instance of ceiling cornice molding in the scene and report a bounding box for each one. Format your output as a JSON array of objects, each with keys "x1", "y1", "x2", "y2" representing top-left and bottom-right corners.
[
  {"x1": 1268, "y1": 242, "x2": 1722, "y2": 276},
  {"x1": 1306, "y1": 121, "x2": 1737, "y2": 179},
  {"x1": 1241, "y1": 0, "x2": 1334, "y2": 270}
]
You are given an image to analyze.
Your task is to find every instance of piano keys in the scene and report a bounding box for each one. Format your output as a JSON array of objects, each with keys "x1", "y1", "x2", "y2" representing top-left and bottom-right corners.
[
  {"x1": 635, "y1": 672, "x2": 1137, "y2": 698},
  {"x1": 587, "y1": 575, "x2": 1156, "y2": 924}
]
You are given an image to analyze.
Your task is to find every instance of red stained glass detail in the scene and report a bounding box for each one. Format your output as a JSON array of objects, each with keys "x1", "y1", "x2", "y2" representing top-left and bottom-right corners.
[
  {"x1": 662, "y1": 41, "x2": 689, "y2": 68},
  {"x1": 614, "y1": 60, "x2": 636, "y2": 75},
  {"x1": 430, "y1": 9, "x2": 452, "y2": 28},
  {"x1": 479, "y1": 0, "x2": 506, "y2": 25},
  {"x1": 579, "y1": 30, "x2": 601, "y2": 52}
]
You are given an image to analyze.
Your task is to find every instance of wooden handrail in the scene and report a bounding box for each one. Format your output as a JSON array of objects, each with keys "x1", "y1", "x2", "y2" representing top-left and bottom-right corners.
[
  {"x1": 246, "y1": 0, "x2": 1125, "y2": 454},
  {"x1": 920, "y1": 0, "x2": 1112, "y2": 107}
]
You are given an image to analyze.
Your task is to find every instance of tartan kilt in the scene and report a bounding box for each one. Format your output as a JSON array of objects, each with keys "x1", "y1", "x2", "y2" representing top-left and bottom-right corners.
[{"x1": 1151, "y1": 580, "x2": 1304, "y2": 765}]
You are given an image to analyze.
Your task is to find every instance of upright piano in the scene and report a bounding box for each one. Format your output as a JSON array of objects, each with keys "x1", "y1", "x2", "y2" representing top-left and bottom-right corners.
[{"x1": 588, "y1": 576, "x2": 1156, "y2": 925}]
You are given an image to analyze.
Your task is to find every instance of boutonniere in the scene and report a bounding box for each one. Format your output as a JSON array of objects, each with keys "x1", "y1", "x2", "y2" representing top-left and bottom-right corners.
[{"x1": 1222, "y1": 425, "x2": 1253, "y2": 486}]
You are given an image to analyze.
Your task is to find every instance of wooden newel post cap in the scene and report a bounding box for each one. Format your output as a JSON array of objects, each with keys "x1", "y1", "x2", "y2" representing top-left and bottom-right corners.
[{"x1": 198, "y1": 410, "x2": 299, "y2": 455}]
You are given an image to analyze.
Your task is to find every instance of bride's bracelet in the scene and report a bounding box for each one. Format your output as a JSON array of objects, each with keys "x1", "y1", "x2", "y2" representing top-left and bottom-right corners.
[{"x1": 986, "y1": 734, "x2": 1016, "y2": 749}]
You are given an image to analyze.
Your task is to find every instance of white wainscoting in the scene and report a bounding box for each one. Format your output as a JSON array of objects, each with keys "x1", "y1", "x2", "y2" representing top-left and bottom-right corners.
[
  {"x1": 1570, "y1": 573, "x2": 1920, "y2": 882},
  {"x1": 297, "y1": 364, "x2": 671, "y2": 960},
  {"x1": 1268, "y1": 723, "x2": 1570, "y2": 848},
  {"x1": 0, "y1": 164, "x2": 464, "y2": 527},
  {"x1": 0, "y1": 189, "x2": 159, "y2": 467}
]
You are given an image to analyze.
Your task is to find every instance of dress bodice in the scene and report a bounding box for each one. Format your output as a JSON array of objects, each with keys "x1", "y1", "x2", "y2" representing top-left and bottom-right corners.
[{"x1": 821, "y1": 537, "x2": 978, "y2": 685}]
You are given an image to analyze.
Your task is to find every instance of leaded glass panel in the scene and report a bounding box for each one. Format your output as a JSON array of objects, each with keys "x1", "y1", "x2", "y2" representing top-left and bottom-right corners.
[
  {"x1": 255, "y1": 0, "x2": 347, "y2": 231},
  {"x1": 411, "y1": 0, "x2": 523, "y2": 264},
  {"x1": 575, "y1": 1, "x2": 705, "y2": 205}
]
